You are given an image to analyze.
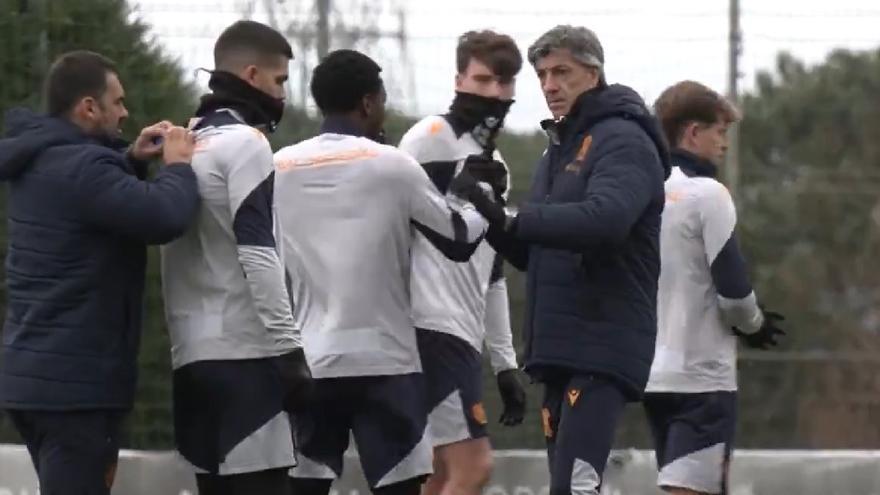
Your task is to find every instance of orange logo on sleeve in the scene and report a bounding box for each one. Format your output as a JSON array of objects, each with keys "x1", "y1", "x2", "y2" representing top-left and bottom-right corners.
[
  {"x1": 428, "y1": 119, "x2": 445, "y2": 135},
  {"x1": 665, "y1": 191, "x2": 684, "y2": 204}
]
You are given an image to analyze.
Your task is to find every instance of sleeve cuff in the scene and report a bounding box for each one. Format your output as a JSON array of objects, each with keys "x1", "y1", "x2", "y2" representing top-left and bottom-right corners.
[
  {"x1": 512, "y1": 204, "x2": 537, "y2": 237},
  {"x1": 125, "y1": 149, "x2": 151, "y2": 179}
]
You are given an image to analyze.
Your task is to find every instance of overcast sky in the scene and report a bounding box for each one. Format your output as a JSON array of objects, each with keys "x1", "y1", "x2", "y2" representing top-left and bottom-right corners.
[{"x1": 133, "y1": 0, "x2": 880, "y2": 131}]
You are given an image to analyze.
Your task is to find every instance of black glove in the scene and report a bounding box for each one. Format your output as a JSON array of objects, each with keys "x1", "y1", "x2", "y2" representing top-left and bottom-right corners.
[
  {"x1": 496, "y1": 369, "x2": 526, "y2": 426},
  {"x1": 273, "y1": 348, "x2": 315, "y2": 413},
  {"x1": 733, "y1": 308, "x2": 786, "y2": 350},
  {"x1": 449, "y1": 155, "x2": 511, "y2": 227},
  {"x1": 450, "y1": 154, "x2": 508, "y2": 200}
]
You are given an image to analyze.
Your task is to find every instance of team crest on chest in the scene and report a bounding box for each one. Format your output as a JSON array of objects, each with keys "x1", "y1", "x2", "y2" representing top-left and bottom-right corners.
[{"x1": 564, "y1": 135, "x2": 593, "y2": 173}]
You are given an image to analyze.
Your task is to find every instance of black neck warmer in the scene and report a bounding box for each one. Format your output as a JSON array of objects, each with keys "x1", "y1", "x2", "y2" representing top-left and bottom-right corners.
[
  {"x1": 194, "y1": 70, "x2": 285, "y2": 133},
  {"x1": 446, "y1": 91, "x2": 513, "y2": 154}
]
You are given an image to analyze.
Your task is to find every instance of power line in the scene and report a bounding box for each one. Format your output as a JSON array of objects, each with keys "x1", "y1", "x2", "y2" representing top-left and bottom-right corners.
[
  {"x1": 404, "y1": 5, "x2": 880, "y2": 19},
  {"x1": 743, "y1": 8, "x2": 880, "y2": 18},
  {"x1": 132, "y1": 1, "x2": 247, "y2": 15},
  {"x1": 750, "y1": 33, "x2": 880, "y2": 44},
  {"x1": 405, "y1": 33, "x2": 722, "y2": 43},
  {"x1": 135, "y1": 1, "x2": 880, "y2": 19},
  {"x1": 410, "y1": 6, "x2": 724, "y2": 18}
]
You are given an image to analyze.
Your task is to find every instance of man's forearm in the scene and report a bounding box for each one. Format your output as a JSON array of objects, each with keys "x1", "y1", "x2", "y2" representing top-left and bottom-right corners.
[{"x1": 485, "y1": 221, "x2": 528, "y2": 271}]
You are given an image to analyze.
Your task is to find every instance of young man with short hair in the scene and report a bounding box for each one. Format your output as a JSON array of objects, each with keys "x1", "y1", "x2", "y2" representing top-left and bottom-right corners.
[
  {"x1": 161, "y1": 20, "x2": 311, "y2": 495},
  {"x1": 398, "y1": 30, "x2": 526, "y2": 495},
  {"x1": 274, "y1": 49, "x2": 503, "y2": 495},
  {"x1": 645, "y1": 80, "x2": 785, "y2": 495}
]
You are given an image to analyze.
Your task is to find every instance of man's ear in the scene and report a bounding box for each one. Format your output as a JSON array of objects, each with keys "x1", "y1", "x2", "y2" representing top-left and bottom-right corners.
[
  {"x1": 686, "y1": 121, "x2": 702, "y2": 141},
  {"x1": 587, "y1": 66, "x2": 601, "y2": 87},
  {"x1": 73, "y1": 96, "x2": 98, "y2": 121},
  {"x1": 360, "y1": 94, "x2": 373, "y2": 118},
  {"x1": 242, "y1": 64, "x2": 259, "y2": 85}
]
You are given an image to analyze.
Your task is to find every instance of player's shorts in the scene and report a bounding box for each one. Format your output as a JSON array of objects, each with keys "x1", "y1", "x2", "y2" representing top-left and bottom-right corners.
[
  {"x1": 289, "y1": 373, "x2": 432, "y2": 489},
  {"x1": 172, "y1": 357, "x2": 295, "y2": 475},
  {"x1": 416, "y1": 328, "x2": 488, "y2": 447},
  {"x1": 643, "y1": 391, "x2": 737, "y2": 495}
]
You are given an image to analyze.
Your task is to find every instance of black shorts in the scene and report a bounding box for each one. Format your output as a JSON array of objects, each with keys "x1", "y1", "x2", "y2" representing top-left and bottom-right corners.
[
  {"x1": 416, "y1": 328, "x2": 488, "y2": 446},
  {"x1": 289, "y1": 373, "x2": 432, "y2": 489},
  {"x1": 644, "y1": 391, "x2": 737, "y2": 494},
  {"x1": 172, "y1": 357, "x2": 295, "y2": 475}
]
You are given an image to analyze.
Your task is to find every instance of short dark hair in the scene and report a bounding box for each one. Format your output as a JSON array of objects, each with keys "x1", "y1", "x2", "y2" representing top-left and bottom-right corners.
[
  {"x1": 214, "y1": 20, "x2": 293, "y2": 69},
  {"x1": 45, "y1": 50, "x2": 118, "y2": 117},
  {"x1": 654, "y1": 81, "x2": 740, "y2": 146},
  {"x1": 310, "y1": 49, "x2": 383, "y2": 115},
  {"x1": 456, "y1": 30, "x2": 522, "y2": 83}
]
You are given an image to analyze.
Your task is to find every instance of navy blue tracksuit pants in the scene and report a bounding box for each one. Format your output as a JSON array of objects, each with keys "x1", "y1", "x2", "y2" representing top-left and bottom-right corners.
[
  {"x1": 8, "y1": 409, "x2": 123, "y2": 495},
  {"x1": 542, "y1": 374, "x2": 628, "y2": 495}
]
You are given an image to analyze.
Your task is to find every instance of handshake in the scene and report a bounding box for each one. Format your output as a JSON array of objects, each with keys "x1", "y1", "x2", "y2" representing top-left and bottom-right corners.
[
  {"x1": 450, "y1": 154, "x2": 509, "y2": 201},
  {"x1": 423, "y1": 154, "x2": 511, "y2": 226},
  {"x1": 423, "y1": 154, "x2": 508, "y2": 199}
]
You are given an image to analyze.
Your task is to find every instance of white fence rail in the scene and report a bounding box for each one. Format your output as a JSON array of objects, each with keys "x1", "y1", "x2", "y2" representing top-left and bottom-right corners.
[{"x1": 2, "y1": 445, "x2": 880, "y2": 494}]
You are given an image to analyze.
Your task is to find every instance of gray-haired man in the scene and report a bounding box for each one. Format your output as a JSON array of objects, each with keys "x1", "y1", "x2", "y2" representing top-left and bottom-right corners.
[{"x1": 448, "y1": 25, "x2": 670, "y2": 494}]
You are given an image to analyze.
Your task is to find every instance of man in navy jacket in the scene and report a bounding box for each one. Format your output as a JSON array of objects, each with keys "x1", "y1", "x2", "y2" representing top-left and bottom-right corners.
[
  {"x1": 0, "y1": 50, "x2": 199, "y2": 495},
  {"x1": 450, "y1": 26, "x2": 669, "y2": 495}
]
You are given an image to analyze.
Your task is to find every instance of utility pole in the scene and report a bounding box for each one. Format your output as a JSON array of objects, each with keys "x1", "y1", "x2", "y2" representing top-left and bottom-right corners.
[
  {"x1": 316, "y1": 0, "x2": 331, "y2": 60},
  {"x1": 727, "y1": 0, "x2": 742, "y2": 198},
  {"x1": 21, "y1": 0, "x2": 49, "y2": 109},
  {"x1": 256, "y1": 0, "x2": 414, "y2": 112}
]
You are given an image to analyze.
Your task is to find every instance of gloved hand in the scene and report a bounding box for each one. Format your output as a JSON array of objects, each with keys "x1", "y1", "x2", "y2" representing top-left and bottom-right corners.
[
  {"x1": 733, "y1": 308, "x2": 786, "y2": 350},
  {"x1": 450, "y1": 154, "x2": 508, "y2": 200},
  {"x1": 496, "y1": 369, "x2": 526, "y2": 426},
  {"x1": 273, "y1": 348, "x2": 315, "y2": 412},
  {"x1": 449, "y1": 155, "x2": 511, "y2": 227}
]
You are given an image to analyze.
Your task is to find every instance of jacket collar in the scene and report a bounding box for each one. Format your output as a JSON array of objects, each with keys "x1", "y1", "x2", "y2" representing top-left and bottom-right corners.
[
  {"x1": 671, "y1": 148, "x2": 718, "y2": 178},
  {"x1": 538, "y1": 83, "x2": 610, "y2": 145},
  {"x1": 319, "y1": 115, "x2": 365, "y2": 138}
]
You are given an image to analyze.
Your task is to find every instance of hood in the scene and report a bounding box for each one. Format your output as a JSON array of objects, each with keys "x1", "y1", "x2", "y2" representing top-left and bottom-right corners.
[
  {"x1": 0, "y1": 108, "x2": 87, "y2": 181},
  {"x1": 557, "y1": 84, "x2": 671, "y2": 179}
]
